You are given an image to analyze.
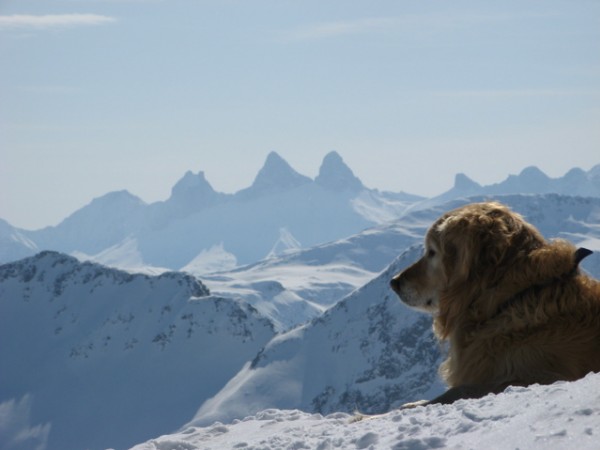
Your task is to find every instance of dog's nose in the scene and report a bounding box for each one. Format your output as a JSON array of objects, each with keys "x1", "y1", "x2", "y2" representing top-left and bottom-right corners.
[{"x1": 390, "y1": 276, "x2": 401, "y2": 293}]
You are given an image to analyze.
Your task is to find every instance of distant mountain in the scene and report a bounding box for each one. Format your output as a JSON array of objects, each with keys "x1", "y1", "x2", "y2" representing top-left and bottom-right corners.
[
  {"x1": 0, "y1": 151, "x2": 422, "y2": 271},
  {"x1": 235, "y1": 151, "x2": 312, "y2": 199},
  {"x1": 30, "y1": 190, "x2": 148, "y2": 255},
  {"x1": 419, "y1": 164, "x2": 600, "y2": 210},
  {"x1": 0, "y1": 252, "x2": 275, "y2": 450},
  {"x1": 0, "y1": 218, "x2": 39, "y2": 263},
  {"x1": 1, "y1": 160, "x2": 599, "y2": 274},
  {"x1": 157, "y1": 170, "x2": 229, "y2": 221},
  {"x1": 315, "y1": 150, "x2": 364, "y2": 191}
]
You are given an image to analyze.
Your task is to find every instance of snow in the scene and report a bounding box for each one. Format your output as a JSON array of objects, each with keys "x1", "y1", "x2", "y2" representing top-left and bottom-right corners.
[
  {"x1": 72, "y1": 236, "x2": 171, "y2": 275},
  {"x1": 181, "y1": 243, "x2": 239, "y2": 274},
  {"x1": 133, "y1": 371, "x2": 600, "y2": 450},
  {"x1": 267, "y1": 228, "x2": 302, "y2": 259},
  {"x1": 0, "y1": 252, "x2": 275, "y2": 450}
]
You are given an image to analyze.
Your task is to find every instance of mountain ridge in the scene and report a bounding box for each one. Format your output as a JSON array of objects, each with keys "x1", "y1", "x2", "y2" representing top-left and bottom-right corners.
[{"x1": 1, "y1": 158, "x2": 599, "y2": 274}]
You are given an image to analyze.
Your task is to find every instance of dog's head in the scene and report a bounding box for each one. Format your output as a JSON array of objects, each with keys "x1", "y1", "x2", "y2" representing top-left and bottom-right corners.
[{"x1": 390, "y1": 202, "x2": 548, "y2": 331}]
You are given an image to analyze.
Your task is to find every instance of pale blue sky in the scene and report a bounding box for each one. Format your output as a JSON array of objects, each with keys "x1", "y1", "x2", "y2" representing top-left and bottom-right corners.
[{"x1": 1, "y1": 0, "x2": 599, "y2": 229}]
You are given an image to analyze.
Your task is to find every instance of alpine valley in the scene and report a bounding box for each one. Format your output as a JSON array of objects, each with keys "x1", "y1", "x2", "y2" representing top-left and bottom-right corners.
[{"x1": 1, "y1": 153, "x2": 600, "y2": 450}]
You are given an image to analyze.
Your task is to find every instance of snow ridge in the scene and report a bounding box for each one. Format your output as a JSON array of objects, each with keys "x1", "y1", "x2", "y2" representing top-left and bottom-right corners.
[{"x1": 134, "y1": 371, "x2": 600, "y2": 450}]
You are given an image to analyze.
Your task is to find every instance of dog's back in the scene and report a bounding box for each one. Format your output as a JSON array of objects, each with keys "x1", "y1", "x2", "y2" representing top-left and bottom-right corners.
[{"x1": 440, "y1": 270, "x2": 600, "y2": 391}]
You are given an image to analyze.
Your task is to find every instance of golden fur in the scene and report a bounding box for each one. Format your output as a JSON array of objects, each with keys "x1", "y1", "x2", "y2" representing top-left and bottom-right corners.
[{"x1": 390, "y1": 201, "x2": 600, "y2": 405}]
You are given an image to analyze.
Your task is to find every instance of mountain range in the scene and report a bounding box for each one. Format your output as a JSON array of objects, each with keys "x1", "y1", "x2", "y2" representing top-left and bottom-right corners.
[{"x1": 2, "y1": 153, "x2": 598, "y2": 274}]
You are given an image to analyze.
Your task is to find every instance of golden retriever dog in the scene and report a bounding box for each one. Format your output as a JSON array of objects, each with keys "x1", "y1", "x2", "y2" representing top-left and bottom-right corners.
[{"x1": 390, "y1": 201, "x2": 600, "y2": 406}]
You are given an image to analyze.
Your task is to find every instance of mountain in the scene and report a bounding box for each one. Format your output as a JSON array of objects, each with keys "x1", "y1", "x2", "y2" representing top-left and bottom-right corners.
[
  {"x1": 197, "y1": 210, "x2": 432, "y2": 330},
  {"x1": 1, "y1": 152, "x2": 422, "y2": 271},
  {"x1": 419, "y1": 164, "x2": 600, "y2": 211},
  {"x1": 235, "y1": 151, "x2": 312, "y2": 199},
  {"x1": 29, "y1": 190, "x2": 147, "y2": 256},
  {"x1": 0, "y1": 218, "x2": 39, "y2": 263},
  {"x1": 3, "y1": 162, "x2": 599, "y2": 274},
  {"x1": 266, "y1": 227, "x2": 302, "y2": 258},
  {"x1": 133, "y1": 371, "x2": 600, "y2": 449},
  {"x1": 315, "y1": 151, "x2": 364, "y2": 191},
  {"x1": 155, "y1": 170, "x2": 229, "y2": 222},
  {"x1": 0, "y1": 252, "x2": 275, "y2": 450}
]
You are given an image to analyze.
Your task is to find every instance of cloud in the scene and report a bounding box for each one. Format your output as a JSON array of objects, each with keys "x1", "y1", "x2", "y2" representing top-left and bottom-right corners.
[
  {"x1": 285, "y1": 12, "x2": 555, "y2": 41},
  {"x1": 0, "y1": 395, "x2": 51, "y2": 450},
  {"x1": 0, "y1": 14, "x2": 116, "y2": 30}
]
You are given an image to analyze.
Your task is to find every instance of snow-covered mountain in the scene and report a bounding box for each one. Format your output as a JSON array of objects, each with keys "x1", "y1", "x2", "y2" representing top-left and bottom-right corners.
[
  {"x1": 1, "y1": 159, "x2": 598, "y2": 275},
  {"x1": 0, "y1": 252, "x2": 275, "y2": 450},
  {"x1": 0, "y1": 151, "x2": 420, "y2": 272},
  {"x1": 0, "y1": 218, "x2": 39, "y2": 263},
  {"x1": 133, "y1": 371, "x2": 600, "y2": 450},
  {"x1": 195, "y1": 211, "x2": 432, "y2": 330}
]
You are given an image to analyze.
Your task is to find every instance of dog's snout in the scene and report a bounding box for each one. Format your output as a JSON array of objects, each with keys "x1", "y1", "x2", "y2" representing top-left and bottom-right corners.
[{"x1": 390, "y1": 275, "x2": 401, "y2": 293}]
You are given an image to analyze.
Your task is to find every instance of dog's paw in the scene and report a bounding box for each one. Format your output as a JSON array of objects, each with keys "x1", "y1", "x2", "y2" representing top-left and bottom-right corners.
[
  {"x1": 400, "y1": 399, "x2": 429, "y2": 409},
  {"x1": 349, "y1": 413, "x2": 368, "y2": 423}
]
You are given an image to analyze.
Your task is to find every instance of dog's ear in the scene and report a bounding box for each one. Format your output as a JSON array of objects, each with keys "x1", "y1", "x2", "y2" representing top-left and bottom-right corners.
[{"x1": 438, "y1": 204, "x2": 544, "y2": 286}]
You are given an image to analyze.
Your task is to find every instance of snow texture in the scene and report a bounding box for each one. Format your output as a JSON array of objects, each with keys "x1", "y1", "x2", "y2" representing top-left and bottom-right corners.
[{"x1": 133, "y1": 371, "x2": 600, "y2": 450}]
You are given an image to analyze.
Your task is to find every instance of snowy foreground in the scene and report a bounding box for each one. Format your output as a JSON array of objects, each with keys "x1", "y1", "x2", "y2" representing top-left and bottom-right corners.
[{"x1": 133, "y1": 372, "x2": 600, "y2": 450}]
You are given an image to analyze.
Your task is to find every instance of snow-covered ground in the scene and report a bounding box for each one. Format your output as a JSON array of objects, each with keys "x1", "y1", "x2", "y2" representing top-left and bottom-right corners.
[{"x1": 133, "y1": 371, "x2": 600, "y2": 450}]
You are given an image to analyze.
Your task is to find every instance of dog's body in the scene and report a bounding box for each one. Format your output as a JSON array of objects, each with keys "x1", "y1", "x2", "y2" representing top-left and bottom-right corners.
[{"x1": 390, "y1": 202, "x2": 600, "y2": 406}]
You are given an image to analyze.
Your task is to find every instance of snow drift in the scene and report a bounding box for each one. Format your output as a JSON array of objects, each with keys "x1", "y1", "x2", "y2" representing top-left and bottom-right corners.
[{"x1": 133, "y1": 371, "x2": 600, "y2": 450}]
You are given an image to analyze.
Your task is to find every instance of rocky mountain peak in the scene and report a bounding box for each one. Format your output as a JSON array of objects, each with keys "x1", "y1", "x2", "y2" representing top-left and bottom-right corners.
[
  {"x1": 238, "y1": 152, "x2": 311, "y2": 198},
  {"x1": 315, "y1": 151, "x2": 364, "y2": 192},
  {"x1": 170, "y1": 170, "x2": 218, "y2": 200},
  {"x1": 453, "y1": 173, "x2": 481, "y2": 191}
]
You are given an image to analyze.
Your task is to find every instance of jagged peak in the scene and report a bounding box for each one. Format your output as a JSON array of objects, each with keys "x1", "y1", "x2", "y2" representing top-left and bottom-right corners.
[
  {"x1": 518, "y1": 166, "x2": 550, "y2": 181},
  {"x1": 240, "y1": 152, "x2": 311, "y2": 197},
  {"x1": 588, "y1": 164, "x2": 600, "y2": 183},
  {"x1": 90, "y1": 190, "x2": 146, "y2": 207},
  {"x1": 315, "y1": 151, "x2": 364, "y2": 192},
  {"x1": 170, "y1": 170, "x2": 217, "y2": 198},
  {"x1": 453, "y1": 173, "x2": 481, "y2": 191}
]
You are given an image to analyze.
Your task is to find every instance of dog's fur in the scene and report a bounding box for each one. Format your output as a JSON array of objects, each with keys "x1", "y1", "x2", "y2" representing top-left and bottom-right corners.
[{"x1": 390, "y1": 201, "x2": 600, "y2": 406}]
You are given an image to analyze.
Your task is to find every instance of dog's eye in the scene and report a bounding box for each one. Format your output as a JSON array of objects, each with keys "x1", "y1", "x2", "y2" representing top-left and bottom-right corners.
[{"x1": 427, "y1": 249, "x2": 436, "y2": 258}]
